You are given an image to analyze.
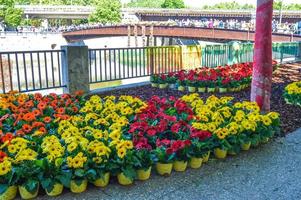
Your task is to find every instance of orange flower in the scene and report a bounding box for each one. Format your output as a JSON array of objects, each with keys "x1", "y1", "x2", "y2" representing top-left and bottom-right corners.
[
  {"x1": 56, "y1": 107, "x2": 65, "y2": 115},
  {"x1": 22, "y1": 124, "x2": 32, "y2": 133},
  {"x1": 34, "y1": 93, "x2": 42, "y2": 100},
  {"x1": 39, "y1": 127, "x2": 46, "y2": 134},
  {"x1": 37, "y1": 102, "x2": 47, "y2": 110},
  {"x1": 17, "y1": 97, "x2": 25, "y2": 105},
  {"x1": 23, "y1": 113, "x2": 35, "y2": 122},
  {"x1": 74, "y1": 90, "x2": 84, "y2": 96},
  {"x1": 1, "y1": 133, "x2": 13, "y2": 144},
  {"x1": 25, "y1": 100, "x2": 34, "y2": 109},
  {"x1": 16, "y1": 130, "x2": 25, "y2": 136},
  {"x1": 32, "y1": 121, "x2": 45, "y2": 128},
  {"x1": 44, "y1": 117, "x2": 52, "y2": 124},
  {"x1": 10, "y1": 104, "x2": 18, "y2": 113},
  {"x1": 72, "y1": 106, "x2": 78, "y2": 113},
  {"x1": 32, "y1": 109, "x2": 41, "y2": 117}
]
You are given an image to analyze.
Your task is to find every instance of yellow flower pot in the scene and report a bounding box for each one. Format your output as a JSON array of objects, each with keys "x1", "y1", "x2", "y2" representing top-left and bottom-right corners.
[
  {"x1": 137, "y1": 167, "x2": 152, "y2": 181},
  {"x1": 151, "y1": 83, "x2": 158, "y2": 88},
  {"x1": 19, "y1": 184, "x2": 39, "y2": 200},
  {"x1": 0, "y1": 186, "x2": 17, "y2": 200},
  {"x1": 156, "y1": 163, "x2": 173, "y2": 176},
  {"x1": 188, "y1": 157, "x2": 203, "y2": 169},
  {"x1": 178, "y1": 86, "x2": 185, "y2": 91},
  {"x1": 117, "y1": 173, "x2": 133, "y2": 185},
  {"x1": 188, "y1": 86, "x2": 196, "y2": 93},
  {"x1": 94, "y1": 173, "x2": 110, "y2": 187},
  {"x1": 46, "y1": 183, "x2": 64, "y2": 197},
  {"x1": 198, "y1": 87, "x2": 206, "y2": 93},
  {"x1": 159, "y1": 83, "x2": 168, "y2": 89},
  {"x1": 173, "y1": 161, "x2": 188, "y2": 172},
  {"x1": 202, "y1": 151, "x2": 210, "y2": 163},
  {"x1": 207, "y1": 87, "x2": 215, "y2": 93},
  {"x1": 70, "y1": 179, "x2": 87, "y2": 193},
  {"x1": 241, "y1": 142, "x2": 251, "y2": 151},
  {"x1": 214, "y1": 148, "x2": 227, "y2": 159},
  {"x1": 219, "y1": 88, "x2": 227, "y2": 93}
]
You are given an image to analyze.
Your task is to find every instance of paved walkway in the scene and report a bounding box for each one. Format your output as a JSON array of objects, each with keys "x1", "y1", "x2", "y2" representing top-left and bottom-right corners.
[{"x1": 36, "y1": 128, "x2": 301, "y2": 200}]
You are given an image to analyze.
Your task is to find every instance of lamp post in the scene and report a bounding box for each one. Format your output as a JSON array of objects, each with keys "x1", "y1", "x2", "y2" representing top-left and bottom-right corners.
[{"x1": 279, "y1": 0, "x2": 283, "y2": 25}]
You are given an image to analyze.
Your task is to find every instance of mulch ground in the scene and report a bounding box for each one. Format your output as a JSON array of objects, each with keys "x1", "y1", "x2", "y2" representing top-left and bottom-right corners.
[{"x1": 96, "y1": 63, "x2": 301, "y2": 135}]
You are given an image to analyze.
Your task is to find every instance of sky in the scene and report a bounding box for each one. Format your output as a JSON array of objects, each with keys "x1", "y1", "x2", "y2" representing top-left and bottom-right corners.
[{"x1": 122, "y1": 0, "x2": 301, "y2": 8}]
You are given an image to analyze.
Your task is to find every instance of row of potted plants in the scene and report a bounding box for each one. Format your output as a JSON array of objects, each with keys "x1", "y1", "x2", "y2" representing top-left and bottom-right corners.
[
  {"x1": 284, "y1": 81, "x2": 301, "y2": 106},
  {"x1": 150, "y1": 62, "x2": 253, "y2": 93},
  {"x1": 0, "y1": 92, "x2": 280, "y2": 199}
]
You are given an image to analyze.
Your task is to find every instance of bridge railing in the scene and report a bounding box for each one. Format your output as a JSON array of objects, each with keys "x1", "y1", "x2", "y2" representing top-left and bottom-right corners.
[{"x1": 0, "y1": 42, "x2": 300, "y2": 94}]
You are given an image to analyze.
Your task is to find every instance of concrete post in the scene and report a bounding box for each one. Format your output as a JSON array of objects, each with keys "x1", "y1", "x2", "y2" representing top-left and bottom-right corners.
[
  {"x1": 149, "y1": 25, "x2": 154, "y2": 46},
  {"x1": 127, "y1": 25, "x2": 131, "y2": 47},
  {"x1": 142, "y1": 25, "x2": 146, "y2": 47},
  {"x1": 61, "y1": 45, "x2": 90, "y2": 94},
  {"x1": 134, "y1": 25, "x2": 138, "y2": 47}
]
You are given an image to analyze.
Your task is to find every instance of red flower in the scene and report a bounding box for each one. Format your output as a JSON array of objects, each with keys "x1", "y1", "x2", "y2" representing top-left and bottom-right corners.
[
  {"x1": 44, "y1": 117, "x2": 52, "y2": 124},
  {"x1": 147, "y1": 128, "x2": 157, "y2": 136},
  {"x1": 1, "y1": 133, "x2": 13, "y2": 144},
  {"x1": 22, "y1": 124, "x2": 32, "y2": 133},
  {"x1": 0, "y1": 151, "x2": 7, "y2": 162},
  {"x1": 37, "y1": 102, "x2": 47, "y2": 110}
]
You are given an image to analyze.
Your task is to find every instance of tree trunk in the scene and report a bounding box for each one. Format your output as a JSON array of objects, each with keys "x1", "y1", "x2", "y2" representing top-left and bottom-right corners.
[{"x1": 251, "y1": 0, "x2": 274, "y2": 112}]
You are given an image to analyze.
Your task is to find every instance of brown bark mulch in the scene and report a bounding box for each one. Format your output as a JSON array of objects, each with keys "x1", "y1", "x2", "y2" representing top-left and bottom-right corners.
[{"x1": 97, "y1": 63, "x2": 301, "y2": 135}]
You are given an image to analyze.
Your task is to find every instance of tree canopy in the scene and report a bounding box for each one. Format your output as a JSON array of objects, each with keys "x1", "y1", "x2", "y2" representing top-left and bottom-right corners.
[
  {"x1": 0, "y1": 0, "x2": 23, "y2": 27},
  {"x1": 126, "y1": 0, "x2": 164, "y2": 8},
  {"x1": 202, "y1": 1, "x2": 254, "y2": 10},
  {"x1": 88, "y1": 0, "x2": 121, "y2": 24},
  {"x1": 161, "y1": 0, "x2": 185, "y2": 9}
]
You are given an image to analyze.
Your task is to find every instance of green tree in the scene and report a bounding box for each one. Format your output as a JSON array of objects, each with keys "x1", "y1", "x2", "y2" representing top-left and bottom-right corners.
[
  {"x1": 88, "y1": 0, "x2": 121, "y2": 24},
  {"x1": 273, "y1": 0, "x2": 283, "y2": 10},
  {"x1": 161, "y1": 0, "x2": 185, "y2": 9},
  {"x1": 126, "y1": 0, "x2": 164, "y2": 8},
  {"x1": 0, "y1": 0, "x2": 24, "y2": 27},
  {"x1": 202, "y1": 1, "x2": 254, "y2": 10}
]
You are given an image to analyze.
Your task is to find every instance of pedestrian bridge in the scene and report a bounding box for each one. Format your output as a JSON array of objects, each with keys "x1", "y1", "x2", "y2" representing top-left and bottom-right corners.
[{"x1": 62, "y1": 25, "x2": 301, "y2": 43}]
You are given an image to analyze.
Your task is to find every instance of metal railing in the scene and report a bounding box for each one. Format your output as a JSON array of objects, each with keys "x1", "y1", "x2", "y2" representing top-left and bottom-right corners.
[{"x1": 0, "y1": 50, "x2": 65, "y2": 93}]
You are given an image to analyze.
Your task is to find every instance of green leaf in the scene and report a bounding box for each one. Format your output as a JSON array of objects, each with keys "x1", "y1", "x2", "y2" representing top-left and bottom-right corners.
[
  {"x1": 74, "y1": 169, "x2": 85, "y2": 178},
  {"x1": 86, "y1": 169, "x2": 97, "y2": 180},
  {"x1": 0, "y1": 184, "x2": 8, "y2": 195},
  {"x1": 24, "y1": 179, "x2": 38, "y2": 193},
  {"x1": 57, "y1": 171, "x2": 72, "y2": 188}
]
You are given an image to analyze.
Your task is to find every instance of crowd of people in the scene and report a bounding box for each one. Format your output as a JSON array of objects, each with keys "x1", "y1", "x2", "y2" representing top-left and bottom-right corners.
[{"x1": 1, "y1": 18, "x2": 300, "y2": 35}]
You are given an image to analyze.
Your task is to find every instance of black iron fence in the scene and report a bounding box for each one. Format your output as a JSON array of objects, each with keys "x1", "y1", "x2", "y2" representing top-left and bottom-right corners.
[
  {"x1": 0, "y1": 50, "x2": 65, "y2": 93},
  {"x1": 0, "y1": 42, "x2": 300, "y2": 93}
]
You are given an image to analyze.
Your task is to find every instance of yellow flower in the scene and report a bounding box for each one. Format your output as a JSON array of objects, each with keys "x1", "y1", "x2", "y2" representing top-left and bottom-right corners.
[
  {"x1": 117, "y1": 147, "x2": 127, "y2": 159},
  {"x1": 67, "y1": 142, "x2": 78, "y2": 152},
  {"x1": 261, "y1": 115, "x2": 272, "y2": 126},
  {"x1": 0, "y1": 158, "x2": 12, "y2": 176},
  {"x1": 267, "y1": 112, "x2": 279, "y2": 120}
]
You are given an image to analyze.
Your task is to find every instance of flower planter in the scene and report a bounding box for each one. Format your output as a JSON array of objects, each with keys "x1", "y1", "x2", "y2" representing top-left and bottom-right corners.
[
  {"x1": 46, "y1": 183, "x2": 64, "y2": 197},
  {"x1": 19, "y1": 184, "x2": 39, "y2": 200},
  {"x1": 156, "y1": 163, "x2": 173, "y2": 176},
  {"x1": 0, "y1": 186, "x2": 17, "y2": 200},
  {"x1": 94, "y1": 172, "x2": 110, "y2": 187},
  {"x1": 207, "y1": 87, "x2": 216, "y2": 93},
  {"x1": 241, "y1": 142, "x2": 251, "y2": 150},
  {"x1": 151, "y1": 83, "x2": 158, "y2": 88},
  {"x1": 219, "y1": 87, "x2": 227, "y2": 93},
  {"x1": 169, "y1": 84, "x2": 175, "y2": 89},
  {"x1": 159, "y1": 83, "x2": 168, "y2": 89},
  {"x1": 202, "y1": 151, "x2": 210, "y2": 163},
  {"x1": 188, "y1": 86, "x2": 196, "y2": 93},
  {"x1": 70, "y1": 179, "x2": 87, "y2": 193},
  {"x1": 173, "y1": 160, "x2": 188, "y2": 172},
  {"x1": 178, "y1": 86, "x2": 185, "y2": 91},
  {"x1": 214, "y1": 148, "x2": 227, "y2": 159},
  {"x1": 198, "y1": 87, "x2": 206, "y2": 93},
  {"x1": 137, "y1": 167, "x2": 152, "y2": 181},
  {"x1": 117, "y1": 173, "x2": 133, "y2": 185},
  {"x1": 188, "y1": 157, "x2": 203, "y2": 169}
]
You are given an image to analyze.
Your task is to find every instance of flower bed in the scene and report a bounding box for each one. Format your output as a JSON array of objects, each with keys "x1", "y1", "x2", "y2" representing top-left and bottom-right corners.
[
  {"x1": 0, "y1": 92, "x2": 280, "y2": 199},
  {"x1": 284, "y1": 81, "x2": 301, "y2": 106},
  {"x1": 150, "y1": 61, "x2": 278, "y2": 93}
]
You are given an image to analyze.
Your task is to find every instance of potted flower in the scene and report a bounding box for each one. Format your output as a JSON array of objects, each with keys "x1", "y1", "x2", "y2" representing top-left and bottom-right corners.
[
  {"x1": 186, "y1": 70, "x2": 197, "y2": 92},
  {"x1": 176, "y1": 71, "x2": 186, "y2": 91},
  {"x1": 154, "y1": 145, "x2": 175, "y2": 176},
  {"x1": 65, "y1": 151, "x2": 89, "y2": 193},
  {"x1": 212, "y1": 128, "x2": 232, "y2": 159},
  {"x1": 217, "y1": 77, "x2": 230, "y2": 93},
  {"x1": 150, "y1": 74, "x2": 159, "y2": 87},
  {"x1": 166, "y1": 72, "x2": 177, "y2": 89},
  {"x1": 171, "y1": 140, "x2": 192, "y2": 172},
  {"x1": 109, "y1": 142, "x2": 137, "y2": 186},
  {"x1": 0, "y1": 154, "x2": 17, "y2": 200},
  {"x1": 36, "y1": 158, "x2": 69, "y2": 197},
  {"x1": 133, "y1": 149, "x2": 154, "y2": 181},
  {"x1": 158, "y1": 74, "x2": 168, "y2": 89},
  {"x1": 15, "y1": 158, "x2": 40, "y2": 199},
  {"x1": 197, "y1": 74, "x2": 207, "y2": 93},
  {"x1": 189, "y1": 130, "x2": 212, "y2": 168}
]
